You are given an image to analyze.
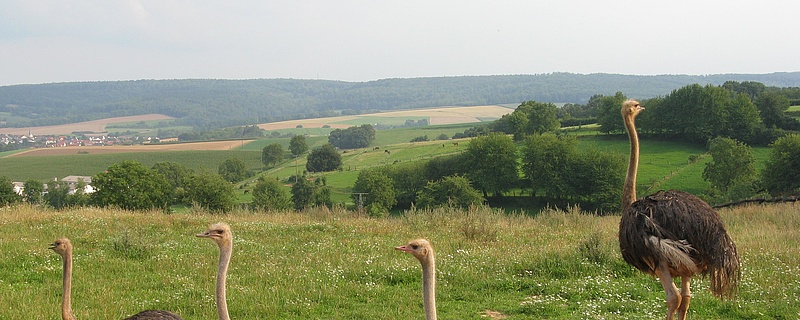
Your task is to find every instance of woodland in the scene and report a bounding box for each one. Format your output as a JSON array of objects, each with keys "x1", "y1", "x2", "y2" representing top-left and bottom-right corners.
[{"x1": 2, "y1": 72, "x2": 800, "y2": 131}]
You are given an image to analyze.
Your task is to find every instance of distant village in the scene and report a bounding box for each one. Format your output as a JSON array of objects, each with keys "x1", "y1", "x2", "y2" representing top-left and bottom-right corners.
[
  {"x1": 1, "y1": 132, "x2": 167, "y2": 197},
  {"x1": 0, "y1": 131, "x2": 168, "y2": 150}
]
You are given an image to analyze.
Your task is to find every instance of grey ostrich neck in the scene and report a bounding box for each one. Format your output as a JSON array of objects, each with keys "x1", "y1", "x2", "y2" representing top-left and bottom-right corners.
[
  {"x1": 623, "y1": 112, "x2": 639, "y2": 211},
  {"x1": 420, "y1": 253, "x2": 437, "y2": 320},
  {"x1": 216, "y1": 242, "x2": 232, "y2": 320},
  {"x1": 61, "y1": 249, "x2": 76, "y2": 320}
]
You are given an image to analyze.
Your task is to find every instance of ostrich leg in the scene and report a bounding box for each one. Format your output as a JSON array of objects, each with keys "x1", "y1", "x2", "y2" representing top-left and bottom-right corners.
[
  {"x1": 656, "y1": 264, "x2": 681, "y2": 320},
  {"x1": 676, "y1": 277, "x2": 692, "y2": 320}
]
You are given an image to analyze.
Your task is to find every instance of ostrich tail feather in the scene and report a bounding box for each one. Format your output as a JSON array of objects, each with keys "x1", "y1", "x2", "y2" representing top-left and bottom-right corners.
[
  {"x1": 708, "y1": 240, "x2": 741, "y2": 299},
  {"x1": 647, "y1": 236, "x2": 699, "y2": 275}
]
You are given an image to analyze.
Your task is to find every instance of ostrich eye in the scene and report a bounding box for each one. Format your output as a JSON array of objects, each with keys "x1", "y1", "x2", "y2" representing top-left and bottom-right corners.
[{"x1": 411, "y1": 245, "x2": 419, "y2": 250}]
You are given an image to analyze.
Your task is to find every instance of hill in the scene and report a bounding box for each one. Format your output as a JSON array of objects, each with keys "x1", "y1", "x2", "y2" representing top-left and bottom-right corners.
[{"x1": 2, "y1": 72, "x2": 799, "y2": 131}]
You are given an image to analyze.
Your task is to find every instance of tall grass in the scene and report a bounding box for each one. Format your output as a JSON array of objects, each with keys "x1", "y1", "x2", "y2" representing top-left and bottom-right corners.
[{"x1": 1, "y1": 203, "x2": 798, "y2": 319}]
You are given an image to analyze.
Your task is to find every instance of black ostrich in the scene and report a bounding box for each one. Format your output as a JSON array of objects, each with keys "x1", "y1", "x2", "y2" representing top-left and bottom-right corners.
[{"x1": 618, "y1": 100, "x2": 740, "y2": 320}]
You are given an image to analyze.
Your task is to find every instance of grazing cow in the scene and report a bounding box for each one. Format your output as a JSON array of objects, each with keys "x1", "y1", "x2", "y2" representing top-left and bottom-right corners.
[
  {"x1": 385, "y1": 149, "x2": 391, "y2": 154},
  {"x1": 373, "y1": 146, "x2": 380, "y2": 150},
  {"x1": 453, "y1": 142, "x2": 459, "y2": 146}
]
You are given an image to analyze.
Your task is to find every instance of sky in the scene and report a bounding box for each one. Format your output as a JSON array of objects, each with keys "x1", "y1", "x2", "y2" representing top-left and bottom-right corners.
[{"x1": 1, "y1": 0, "x2": 798, "y2": 86}]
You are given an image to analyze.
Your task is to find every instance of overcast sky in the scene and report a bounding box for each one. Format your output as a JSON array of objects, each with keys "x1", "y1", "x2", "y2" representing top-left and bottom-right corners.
[{"x1": 1, "y1": 0, "x2": 798, "y2": 86}]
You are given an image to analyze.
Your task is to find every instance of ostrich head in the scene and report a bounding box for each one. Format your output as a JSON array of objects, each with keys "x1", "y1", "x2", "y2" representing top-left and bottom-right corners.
[
  {"x1": 196, "y1": 222, "x2": 232, "y2": 247},
  {"x1": 395, "y1": 239, "x2": 434, "y2": 263},
  {"x1": 621, "y1": 99, "x2": 645, "y2": 120},
  {"x1": 49, "y1": 238, "x2": 72, "y2": 257}
]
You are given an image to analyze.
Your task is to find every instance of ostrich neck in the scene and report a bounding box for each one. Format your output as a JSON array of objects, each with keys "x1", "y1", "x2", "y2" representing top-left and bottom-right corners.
[
  {"x1": 62, "y1": 251, "x2": 75, "y2": 320},
  {"x1": 216, "y1": 243, "x2": 232, "y2": 320},
  {"x1": 421, "y1": 257, "x2": 437, "y2": 320},
  {"x1": 623, "y1": 115, "x2": 639, "y2": 211}
]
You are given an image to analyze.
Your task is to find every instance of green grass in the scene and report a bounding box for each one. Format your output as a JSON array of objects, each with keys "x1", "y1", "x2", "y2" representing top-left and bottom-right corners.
[{"x1": 1, "y1": 203, "x2": 798, "y2": 319}]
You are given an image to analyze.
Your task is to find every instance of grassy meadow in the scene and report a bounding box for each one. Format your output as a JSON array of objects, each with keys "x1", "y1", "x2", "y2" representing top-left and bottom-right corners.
[{"x1": 1, "y1": 203, "x2": 798, "y2": 319}]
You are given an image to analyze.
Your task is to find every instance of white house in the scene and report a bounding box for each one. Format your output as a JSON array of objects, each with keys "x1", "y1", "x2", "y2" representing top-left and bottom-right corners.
[{"x1": 60, "y1": 176, "x2": 95, "y2": 194}]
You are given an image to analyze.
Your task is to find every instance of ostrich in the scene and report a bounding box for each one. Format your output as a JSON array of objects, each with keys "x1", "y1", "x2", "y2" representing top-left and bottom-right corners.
[
  {"x1": 395, "y1": 239, "x2": 437, "y2": 320},
  {"x1": 196, "y1": 222, "x2": 233, "y2": 320},
  {"x1": 49, "y1": 238, "x2": 76, "y2": 320},
  {"x1": 618, "y1": 99, "x2": 740, "y2": 320},
  {"x1": 48, "y1": 238, "x2": 183, "y2": 320}
]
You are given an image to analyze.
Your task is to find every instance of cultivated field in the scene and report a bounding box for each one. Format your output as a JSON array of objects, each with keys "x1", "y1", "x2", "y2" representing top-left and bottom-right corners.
[
  {"x1": 1, "y1": 203, "x2": 798, "y2": 319},
  {"x1": 257, "y1": 105, "x2": 513, "y2": 130},
  {"x1": 3, "y1": 140, "x2": 252, "y2": 158},
  {"x1": 0, "y1": 114, "x2": 174, "y2": 135}
]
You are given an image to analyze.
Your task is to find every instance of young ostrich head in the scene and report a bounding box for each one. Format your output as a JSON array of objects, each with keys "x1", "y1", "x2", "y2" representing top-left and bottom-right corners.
[
  {"x1": 621, "y1": 99, "x2": 645, "y2": 120},
  {"x1": 196, "y1": 222, "x2": 233, "y2": 248},
  {"x1": 49, "y1": 237, "x2": 72, "y2": 258},
  {"x1": 395, "y1": 239, "x2": 434, "y2": 265},
  {"x1": 395, "y1": 239, "x2": 437, "y2": 320}
]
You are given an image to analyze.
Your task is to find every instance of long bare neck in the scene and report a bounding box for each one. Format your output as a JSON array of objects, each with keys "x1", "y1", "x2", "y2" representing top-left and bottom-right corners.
[
  {"x1": 623, "y1": 114, "x2": 639, "y2": 211},
  {"x1": 61, "y1": 251, "x2": 76, "y2": 320},
  {"x1": 421, "y1": 255, "x2": 437, "y2": 320},
  {"x1": 216, "y1": 243, "x2": 232, "y2": 320}
]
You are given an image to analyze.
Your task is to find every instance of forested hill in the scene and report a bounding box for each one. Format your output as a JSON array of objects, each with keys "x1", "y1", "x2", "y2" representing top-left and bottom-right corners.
[{"x1": 2, "y1": 72, "x2": 799, "y2": 130}]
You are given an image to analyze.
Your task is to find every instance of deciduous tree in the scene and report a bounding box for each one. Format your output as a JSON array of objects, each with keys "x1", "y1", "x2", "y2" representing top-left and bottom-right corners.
[
  {"x1": 0, "y1": 176, "x2": 21, "y2": 206},
  {"x1": 183, "y1": 172, "x2": 237, "y2": 212},
  {"x1": 762, "y1": 134, "x2": 800, "y2": 196},
  {"x1": 464, "y1": 133, "x2": 518, "y2": 197},
  {"x1": 218, "y1": 158, "x2": 249, "y2": 182},
  {"x1": 262, "y1": 143, "x2": 286, "y2": 168},
  {"x1": 289, "y1": 135, "x2": 309, "y2": 156},
  {"x1": 306, "y1": 144, "x2": 341, "y2": 173},
  {"x1": 703, "y1": 137, "x2": 756, "y2": 194},
  {"x1": 352, "y1": 169, "x2": 396, "y2": 216},
  {"x1": 415, "y1": 175, "x2": 483, "y2": 208},
  {"x1": 251, "y1": 176, "x2": 291, "y2": 211},
  {"x1": 91, "y1": 160, "x2": 172, "y2": 210}
]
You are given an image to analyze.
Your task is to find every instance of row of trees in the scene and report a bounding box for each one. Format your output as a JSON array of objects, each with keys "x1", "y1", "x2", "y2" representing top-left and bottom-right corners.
[
  {"x1": 350, "y1": 132, "x2": 625, "y2": 215},
  {"x1": 0, "y1": 158, "x2": 339, "y2": 213}
]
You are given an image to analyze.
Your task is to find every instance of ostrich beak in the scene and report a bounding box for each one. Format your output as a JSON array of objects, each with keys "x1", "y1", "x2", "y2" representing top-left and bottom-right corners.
[
  {"x1": 395, "y1": 245, "x2": 412, "y2": 252},
  {"x1": 48, "y1": 242, "x2": 57, "y2": 249},
  {"x1": 196, "y1": 231, "x2": 212, "y2": 238}
]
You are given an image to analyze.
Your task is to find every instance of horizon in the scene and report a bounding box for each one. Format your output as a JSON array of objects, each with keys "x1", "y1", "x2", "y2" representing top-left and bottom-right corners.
[{"x1": 3, "y1": 70, "x2": 800, "y2": 87}]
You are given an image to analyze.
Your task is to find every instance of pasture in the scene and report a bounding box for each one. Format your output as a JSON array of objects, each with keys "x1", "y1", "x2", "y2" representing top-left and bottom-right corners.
[{"x1": 1, "y1": 203, "x2": 798, "y2": 319}]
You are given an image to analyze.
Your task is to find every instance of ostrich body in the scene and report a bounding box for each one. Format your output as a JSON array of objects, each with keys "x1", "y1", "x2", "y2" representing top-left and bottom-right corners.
[
  {"x1": 196, "y1": 223, "x2": 233, "y2": 320},
  {"x1": 395, "y1": 239, "x2": 437, "y2": 320},
  {"x1": 49, "y1": 238, "x2": 182, "y2": 320},
  {"x1": 618, "y1": 100, "x2": 740, "y2": 320}
]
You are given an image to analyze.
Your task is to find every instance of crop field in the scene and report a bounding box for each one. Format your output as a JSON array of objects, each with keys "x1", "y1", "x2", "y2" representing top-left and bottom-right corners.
[
  {"x1": 5, "y1": 140, "x2": 252, "y2": 158},
  {"x1": 257, "y1": 105, "x2": 513, "y2": 130},
  {"x1": 0, "y1": 114, "x2": 174, "y2": 135},
  {"x1": 1, "y1": 203, "x2": 798, "y2": 319}
]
